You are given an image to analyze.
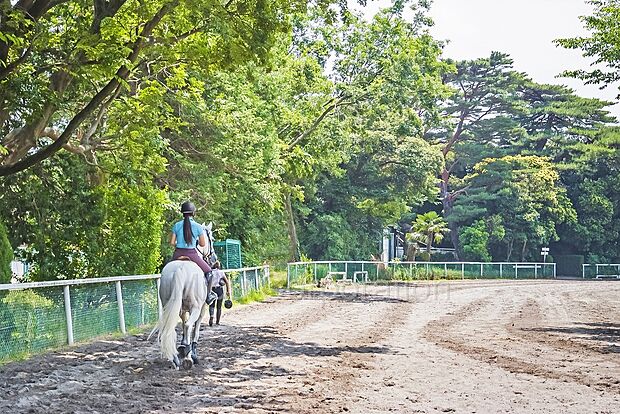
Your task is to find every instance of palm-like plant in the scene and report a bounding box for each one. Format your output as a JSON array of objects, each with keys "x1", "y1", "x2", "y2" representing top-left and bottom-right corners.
[{"x1": 406, "y1": 212, "x2": 450, "y2": 256}]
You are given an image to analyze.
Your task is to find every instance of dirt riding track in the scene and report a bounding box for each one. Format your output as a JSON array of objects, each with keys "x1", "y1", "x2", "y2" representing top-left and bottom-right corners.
[{"x1": 1, "y1": 280, "x2": 618, "y2": 413}]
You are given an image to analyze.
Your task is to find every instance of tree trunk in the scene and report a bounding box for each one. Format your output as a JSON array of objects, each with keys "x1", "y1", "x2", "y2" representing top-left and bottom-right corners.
[
  {"x1": 506, "y1": 238, "x2": 513, "y2": 262},
  {"x1": 283, "y1": 191, "x2": 300, "y2": 262},
  {"x1": 426, "y1": 233, "x2": 432, "y2": 254},
  {"x1": 405, "y1": 243, "x2": 417, "y2": 262},
  {"x1": 520, "y1": 239, "x2": 527, "y2": 261},
  {"x1": 440, "y1": 167, "x2": 461, "y2": 259}
]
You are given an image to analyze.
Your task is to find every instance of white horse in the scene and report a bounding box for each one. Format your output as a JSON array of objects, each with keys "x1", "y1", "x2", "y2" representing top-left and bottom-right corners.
[
  {"x1": 152, "y1": 222, "x2": 218, "y2": 369},
  {"x1": 155, "y1": 260, "x2": 208, "y2": 369}
]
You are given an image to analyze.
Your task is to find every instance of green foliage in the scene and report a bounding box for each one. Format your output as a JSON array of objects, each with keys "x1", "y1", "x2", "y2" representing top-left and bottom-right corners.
[
  {"x1": 0, "y1": 1, "x2": 617, "y2": 280},
  {"x1": 0, "y1": 147, "x2": 165, "y2": 280},
  {"x1": 407, "y1": 211, "x2": 450, "y2": 255},
  {"x1": 0, "y1": 155, "x2": 104, "y2": 281},
  {"x1": 418, "y1": 251, "x2": 431, "y2": 262},
  {"x1": 0, "y1": 219, "x2": 12, "y2": 284},
  {"x1": 237, "y1": 284, "x2": 277, "y2": 305},
  {"x1": 94, "y1": 180, "x2": 166, "y2": 277},
  {"x1": 0, "y1": 289, "x2": 65, "y2": 362},
  {"x1": 459, "y1": 220, "x2": 491, "y2": 262},
  {"x1": 451, "y1": 155, "x2": 576, "y2": 261},
  {"x1": 555, "y1": 0, "x2": 620, "y2": 98},
  {"x1": 556, "y1": 127, "x2": 620, "y2": 261},
  {"x1": 296, "y1": 9, "x2": 449, "y2": 260}
]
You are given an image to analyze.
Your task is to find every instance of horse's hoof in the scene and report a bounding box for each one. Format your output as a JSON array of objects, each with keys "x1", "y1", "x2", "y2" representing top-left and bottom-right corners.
[
  {"x1": 182, "y1": 358, "x2": 194, "y2": 370},
  {"x1": 172, "y1": 355, "x2": 181, "y2": 369},
  {"x1": 191, "y1": 354, "x2": 199, "y2": 365}
]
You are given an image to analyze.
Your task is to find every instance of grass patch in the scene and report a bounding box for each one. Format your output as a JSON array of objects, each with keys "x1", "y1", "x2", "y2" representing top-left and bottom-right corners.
[
  {"x1": 269, "y1": 270, "x2": 288, "y2": 289},
  {"x1": 236, "y1": 284, "x2": 278, "y2": 305}
]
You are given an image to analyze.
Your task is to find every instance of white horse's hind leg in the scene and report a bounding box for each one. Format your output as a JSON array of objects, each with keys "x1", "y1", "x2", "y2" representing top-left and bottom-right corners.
[
  {"x1": 190, "y1": 304, "x2": 208, "y2": 364},
  {"x1": 180, "y1": 304, "x2": 203, "y2": 369}
]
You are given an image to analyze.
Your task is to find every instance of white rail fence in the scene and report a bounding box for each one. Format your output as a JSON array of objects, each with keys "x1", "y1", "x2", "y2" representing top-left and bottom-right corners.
[
  {"x1": 0, "y1": 265, "x2": 269, "y2": 361},
  {"x1": 582, "y1": 264, "x2": 620, "y2": 279},
  {"x1": 287, "y1": 261, "x2": 556, "y2": 287}
]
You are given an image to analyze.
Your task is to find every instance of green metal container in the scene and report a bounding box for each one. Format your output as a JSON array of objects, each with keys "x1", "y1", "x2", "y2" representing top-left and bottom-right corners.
[{"x1": 214, "y1": 239, "x2": 242, "y2": 269}]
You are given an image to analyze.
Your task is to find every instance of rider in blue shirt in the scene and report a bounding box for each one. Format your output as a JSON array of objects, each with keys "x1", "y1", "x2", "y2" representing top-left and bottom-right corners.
[{"x1": 169, "y1": 201, "x2": 217, "y2": 305}]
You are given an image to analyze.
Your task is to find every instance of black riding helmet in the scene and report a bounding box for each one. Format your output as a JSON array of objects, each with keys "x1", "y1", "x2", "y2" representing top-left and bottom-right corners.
[
  {"x1": 224, "y1": 299, "x2": 233, "y2": 309},
  {"x1": 181, "y1": 201, "x2": 196, "y2": 214}
]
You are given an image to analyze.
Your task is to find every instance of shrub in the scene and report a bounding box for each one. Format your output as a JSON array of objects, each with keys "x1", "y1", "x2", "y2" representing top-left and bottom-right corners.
[
  {"x1": 0, "y1": 220, "x2": 12, "y2": 284},
  {"x1": 0, "y1": 290, "x2": 66, "y2": 361},
  {"x1": 418, "y1": 252, "x2": 431, "y2": 262},
  {"x1": 460, "y1": 220, "x2": 491, "y2": 262}
]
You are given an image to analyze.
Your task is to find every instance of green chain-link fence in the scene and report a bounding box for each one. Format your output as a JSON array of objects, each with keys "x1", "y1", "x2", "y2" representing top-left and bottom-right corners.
[
  {"x1": 287, "y1": 261, "x2": 557, "y2": 287},
  {"x1": 582, "y1": 264, "x2": 620, "y2": 279},
  {"x1": 223, "y1": 266, "x2": 270, "y2": 300},
  {"x1": 0, "y1": 266, "x2": 269, "y2": 364},
  {"x1": 0, "y1": 276, "x2": 159, "y2": 363}
]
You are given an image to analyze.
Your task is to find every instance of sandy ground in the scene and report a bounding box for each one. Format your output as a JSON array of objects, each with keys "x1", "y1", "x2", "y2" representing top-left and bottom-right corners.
[{"x1": 0, "y1": 280, "x2": 618, "y2": 414}]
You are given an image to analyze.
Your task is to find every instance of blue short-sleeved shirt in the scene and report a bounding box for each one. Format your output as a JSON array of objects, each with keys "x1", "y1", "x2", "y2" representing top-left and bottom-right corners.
[{"x1": 172, "y1": 219, "x2": 205, "y2": 249}]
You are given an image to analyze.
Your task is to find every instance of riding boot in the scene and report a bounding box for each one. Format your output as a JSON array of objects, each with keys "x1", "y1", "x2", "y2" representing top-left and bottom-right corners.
[
  {"x1": 209, "y1": 316, "x2": 214, "y2": 327},
  {"x1": 205, "y1": 272, "x2": 217, "y2": 305}
]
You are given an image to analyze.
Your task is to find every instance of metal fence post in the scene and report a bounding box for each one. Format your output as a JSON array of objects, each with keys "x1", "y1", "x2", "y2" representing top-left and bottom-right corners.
[
  {"x1": 156, "y1": 278, "x2": 163, "y2": 318},
  {"x1": 461, "y1": 263, "x2": 464, "y2": 280},
  {"x1": 444, "y1": 263, "x2": 447, "y2": 279},
  {"x1": 480, "y1": 263, "x2": 483, "y2": 278},
  {"x1": 63, "y1": 285, "x2": 74, "y2": 345},
  {"x1": 242, "y1": 271, "x2": 247, "y2": 296},
  {"x1": 535, "y1": 264, "x2": 538, "y2": 279},
  {"x1": 553, "y1": 263, "x2": 556, "y2": 278},
  {"x1": 255, "y1": 268, "x2": 259, "y2": 290},
  {"x1": 287, "y1": 263, "x2": 290, "y2": 288},
  {"x1": 314, "y1": 263, "x2": 317, "y2": 283},
  {"x1": 499, "y1": 263, "x2": 503, "y2": 278},
  {"x1": 345, "y1": 262, "x2": 348, "y2": 279},
  {"x1": 115, "y1": 281, "x2": 126, "y2": 335},
  {"x1": 514, "y1": 263, "x2": 518, "y2": 279}
]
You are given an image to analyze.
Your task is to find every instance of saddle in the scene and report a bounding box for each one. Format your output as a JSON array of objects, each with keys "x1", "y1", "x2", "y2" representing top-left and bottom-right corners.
[{"x1": 176, "y1": 256, "x2": 191, "y2": 261}]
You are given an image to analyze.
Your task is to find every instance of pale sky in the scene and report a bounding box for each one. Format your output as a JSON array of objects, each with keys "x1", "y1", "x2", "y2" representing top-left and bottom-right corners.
[{"x1": 357, "y1": 0, "x2": 620, "y2": 120}]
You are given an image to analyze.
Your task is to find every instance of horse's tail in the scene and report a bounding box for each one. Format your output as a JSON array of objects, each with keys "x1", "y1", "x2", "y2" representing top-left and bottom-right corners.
[{"x1": 157, "y1": 267, "x2": 184, "y2": 362}]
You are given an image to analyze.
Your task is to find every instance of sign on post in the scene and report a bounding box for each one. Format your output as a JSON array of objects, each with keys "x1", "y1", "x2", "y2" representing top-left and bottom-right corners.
[{"x1": 541, "y1": 247, "x2": 550, "y2": 277}]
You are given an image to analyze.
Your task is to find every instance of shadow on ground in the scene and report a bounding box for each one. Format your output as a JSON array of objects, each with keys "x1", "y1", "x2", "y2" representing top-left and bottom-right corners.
[
  {"x1": 0, "y1": 317, "x2": 394, "y2": 413},
  {"x1": 522, "y1": 322, "x2": 619, "y2": 354},
  {"x1": 277, "y1": 288, "x2": 410, "y2": 304}
]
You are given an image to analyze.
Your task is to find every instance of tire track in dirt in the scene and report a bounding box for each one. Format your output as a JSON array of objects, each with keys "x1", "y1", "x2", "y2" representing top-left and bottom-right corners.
[
  {"x1": 223, "y1": 286, "x2": 416, "y2": 413},
  {"x1": 423, "y1": 284, "x2": 620, "y2": 393},
  {"x1": 1, "y1": 282, "x2": 618, "y2": 414}
]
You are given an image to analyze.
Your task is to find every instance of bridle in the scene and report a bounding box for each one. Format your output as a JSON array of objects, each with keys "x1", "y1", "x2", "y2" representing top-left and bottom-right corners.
[{"x1": 198, "y1": 226, "x2": 217, "y2": 264}]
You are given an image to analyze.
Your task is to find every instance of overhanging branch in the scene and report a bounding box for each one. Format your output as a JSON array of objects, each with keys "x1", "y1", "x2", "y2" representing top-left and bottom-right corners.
[{"x1": 0, "y1": 0, "x2": 178, "y2": 177}]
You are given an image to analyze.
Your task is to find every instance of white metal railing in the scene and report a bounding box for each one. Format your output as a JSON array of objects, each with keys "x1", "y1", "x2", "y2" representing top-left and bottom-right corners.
[
  {"x1": 0, "y1": 265, "x2": 269, "y2": 348},
  {"x1": 582, "y1": 264, "x2": 620, "y2": 279},
  {"x1": 286, "y1": 261, "x2": 556, "y2": 287}
]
